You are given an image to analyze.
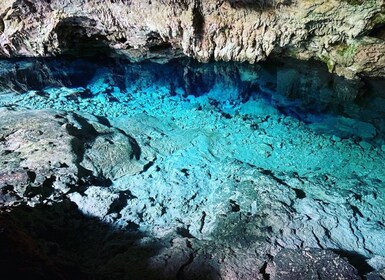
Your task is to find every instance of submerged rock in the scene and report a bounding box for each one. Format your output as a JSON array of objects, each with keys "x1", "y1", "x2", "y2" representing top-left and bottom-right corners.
[
  {"x1": 1, "y1": 104, "x2": 385, "y2": 278},
  {"x1": 1, "y1": 58, "x2": 385, "y2": 278},
  {"x1": 0, "y1": 0, "x2": 384, "y2": 79}
]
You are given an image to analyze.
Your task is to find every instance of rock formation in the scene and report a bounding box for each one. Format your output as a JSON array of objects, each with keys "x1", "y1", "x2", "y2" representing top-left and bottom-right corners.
[
  {"x1": 2, "y1": 58, "x2": 385, "y2": 277},
  {"x1": 0, "y1": 0, "x2": 385, "y2": 78},
  {"x1": 2, "y1": 107, "x2": 380, "y2": 280},
  {"x1": 0, "y1": 108, "x2": 151, "y2": 208},
  {"x1": 2, "y1": 1, "x2": 385, "y2": 279}
]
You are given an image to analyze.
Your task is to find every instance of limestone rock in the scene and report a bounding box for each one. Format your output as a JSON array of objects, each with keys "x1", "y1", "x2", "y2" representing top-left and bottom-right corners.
[
  {"x1": 268, "y1": 248, "x2": 361, "y2": 280},
  {"x1": 0, "y1": 108, "x2": 148, "y2": 207},
  {"x1": 0, "y1": 0, "x2": 384, "y2": 78}
]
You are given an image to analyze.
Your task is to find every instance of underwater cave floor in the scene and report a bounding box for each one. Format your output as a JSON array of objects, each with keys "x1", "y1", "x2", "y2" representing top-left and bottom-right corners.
[{"x1": 0, "y1": 57, "x2": 385, "y2": 279}]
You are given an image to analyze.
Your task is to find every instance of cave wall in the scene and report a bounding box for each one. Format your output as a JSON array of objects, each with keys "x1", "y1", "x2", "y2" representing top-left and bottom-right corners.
[{"x1": 0, "y1": 0, "x2": 385, "y2": 78}]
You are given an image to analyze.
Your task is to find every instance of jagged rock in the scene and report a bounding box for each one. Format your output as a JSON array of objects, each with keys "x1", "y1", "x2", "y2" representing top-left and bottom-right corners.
[
  {"x1": 267, "y1": 248, "x2": 361, "y2": 280},
  {"x1": 0, "y1": 200, "x2": 166, "y2": 280},
  {"x1": 1, "y1": 54, "x2": 385, "y2": 278},
  {"x1": 366, "y1": 269, "x2": 385, "y2": 280},
  {"x1": 0, "y1": 108, "x2": 148, "y2": 207},
  {"x1": 0, "y1": 0, "x2": 385, "y2": 79},
  {"x1": 0, "y1": 108, "x2": 78, "y2": 203}
]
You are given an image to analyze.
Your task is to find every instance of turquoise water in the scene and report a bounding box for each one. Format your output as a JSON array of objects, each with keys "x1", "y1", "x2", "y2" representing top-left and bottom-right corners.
[
  {"x1": 1, "y1": 56, "x2": 384, "y2": 145},
  {"x1": 2, "y1": 56, "x2": 385, "y2": 272}
]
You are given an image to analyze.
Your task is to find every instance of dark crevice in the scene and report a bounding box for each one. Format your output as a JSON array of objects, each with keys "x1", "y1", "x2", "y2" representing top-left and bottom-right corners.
[
  {"x1": 94, "y1": 116, "x2": 112, "y2": 128},
  {"x1": 24, "y1": 175, "x2": 56, "y2": 199},
  {"x1": 258, "y1": 168, "x2": 291, "y2": 188},
  {"x1": 180, "y1": 168, "x2": 190, "y2": 177},
  {"x1": 368, "y1": 23, "x2": 385, "y2": 40},
  {"x1": 11, "y1": 0, "x2": 37, "y2": 15},
  {"x1": 351, "y1": 205, "x2": 364, "y2": 218},
  {"x1": 176, "y1": 227, "x2": 195, "y2": 238},
  {"x1": 312, "y1": 230, "x2": 323, "y2": 249},
  {"x1": 176, "y1": 252, "x2": 195, "y2": 280},
  {"x1": 259, "y1": 261, "x2": 270, "y2": 280},
  {"x1": 192, "y1": 1, "x2": 205, "y2": 39},
  {"x1": 116, "y1": 37, "x2": 128, "y2": 44},
  {"x1": 146, "y1": 31, "x2": 172, "y2": 52},
  {"x1": 42, "y1": 176, "x2": 56, "y2": 189},
  {"x1": 79, "y1": 175, "x2": 112, "y2": 189},
  {"x1": 149, "y1": 42, "x2": 172, "y2": 52},
  {"x1": 229, "y1": 199, "x2": 240, "y2": 212},
  {"x1": 199, "y1": 211, "x2": 206, "y2": 233},
  {"x1": 140, "y1": 160, "x2": 155, "y2": 174},
  {"x1": 0, "y1": 17, "x2": 4, "y2": 34},
  {"x1": 26, "y1": 170, "x2": 36, "y2": 183},
  {"x1": 293, "y1": 188, "x2": 306, "y2": 199},
  {"x1": 107, "y1": 190, "x2": 136, "y2": 215},
  {"x1": 332, "y1": 250, "x2": 374, "y2": 278},
  {"x1": 54, "y1": 16, "x2": 112, "y2": 57},
  {"x1": 227, "y1": 0, "x2": 293, "y2": 10}
]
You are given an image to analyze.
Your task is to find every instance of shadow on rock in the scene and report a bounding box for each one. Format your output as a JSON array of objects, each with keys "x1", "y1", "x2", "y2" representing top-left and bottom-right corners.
[
  {"x1": 0, "y1": 200, "x2": 206, "y2": 280},
  {"x1": 333, "y1": 249, "x2": 374, "y2": 278},
  {"x1": 227, "y1": 0, "x2": 294, "y2": 9},
  {"x1": 53, "y1": 16, "x2": 113, "y2": 57}
]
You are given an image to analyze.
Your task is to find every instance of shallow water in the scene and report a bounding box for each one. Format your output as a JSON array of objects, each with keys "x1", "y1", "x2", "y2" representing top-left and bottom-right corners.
[
  {"x1": 1, "y1": 56, "x2": 385, "y2": 144},
  {"x1": 1, "y1": 56, "x2": 385, "y2": 274}
]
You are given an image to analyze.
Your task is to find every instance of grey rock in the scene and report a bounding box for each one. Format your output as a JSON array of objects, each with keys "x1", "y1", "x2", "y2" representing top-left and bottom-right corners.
[
  {"x1": 268, "y1": 249, "x2": 361, "y2": 280},
  {"x1": 0, "y1": 108, "x2": 148, "y2": 207},
  {"x1": 366, "y1": 269, "x2": 385, "y2": 280},
  {"x1": 1, "y1": 97, "x2": 385, "y2": 279}
]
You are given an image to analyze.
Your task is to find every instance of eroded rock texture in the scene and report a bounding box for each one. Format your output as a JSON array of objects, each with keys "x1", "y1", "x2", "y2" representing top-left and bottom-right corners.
[
  {"x1": 0, "y1": 0, "x2": 385, "y2": 78},
  {"x1": 1, "y1": 105, "x2": 385, "y2": 279},
  {"x1": 0, "y1": 108, "x2": 151, "y2": 208},
  {"x1": 268, "y1": 249, "x2": 361, "y2": 280}
]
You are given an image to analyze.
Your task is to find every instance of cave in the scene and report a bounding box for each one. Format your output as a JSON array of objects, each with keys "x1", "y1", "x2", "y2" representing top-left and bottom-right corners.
[
  {"x1": 54, "y1": 16, "x2": 112, "y2": 57},
  {"x1": 1, "y1": 1, "x2": 385, "y2": 280},
  {"x1": 369, "y1": 23, "x2": 385, "y2": 41}
]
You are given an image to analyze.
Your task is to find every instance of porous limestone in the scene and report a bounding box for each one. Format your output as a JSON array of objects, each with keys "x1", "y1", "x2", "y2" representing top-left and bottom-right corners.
[{"x1": 0, "y1": 0, "x2": 385, "y2": 78}]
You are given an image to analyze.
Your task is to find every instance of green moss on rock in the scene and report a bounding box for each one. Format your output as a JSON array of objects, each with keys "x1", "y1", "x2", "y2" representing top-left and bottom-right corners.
[
  {"x1": 319, "y1": 55, "x2": 336, "y2": 72},
  {"x1": 336, "y1": 43, "x2": 357, "y2": 65}
]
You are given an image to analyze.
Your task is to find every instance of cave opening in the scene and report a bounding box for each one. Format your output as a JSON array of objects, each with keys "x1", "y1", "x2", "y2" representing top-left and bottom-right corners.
[
  {"x1": 369, "y1": 23, "x2": 385, "y2": 40},
  {"x1": 54, "y1": 16, "x2": 113, "y2": 57}
]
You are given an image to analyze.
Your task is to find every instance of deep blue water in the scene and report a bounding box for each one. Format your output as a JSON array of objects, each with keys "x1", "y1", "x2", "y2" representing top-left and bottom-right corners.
[{"x1": 1, "y1": 56, "x2": 385, "y2": 145}]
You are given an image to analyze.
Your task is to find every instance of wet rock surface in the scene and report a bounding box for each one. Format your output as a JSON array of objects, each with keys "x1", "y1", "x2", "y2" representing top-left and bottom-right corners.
[
  {"x1": 0, "y1": 0, "x2": 385, "y2": 78},
  {"x1": 1, "y1": 57, "x2": 385, "y2": 279},
  {"x1": 1, "y1": 103, "x2": 384, "y2": 278}
]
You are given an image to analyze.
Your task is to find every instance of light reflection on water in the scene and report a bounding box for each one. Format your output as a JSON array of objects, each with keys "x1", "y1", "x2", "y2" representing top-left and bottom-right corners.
[{"x1": 1, "y1": 56, "x2": 385, "y2": 145}]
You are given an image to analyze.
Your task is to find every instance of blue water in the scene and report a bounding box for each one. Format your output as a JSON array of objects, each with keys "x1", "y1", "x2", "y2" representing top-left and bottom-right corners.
[
  {"x1": 1, "y1": 56, "x2": 385, "y2": 146},
  {"x1": 2, "y1": 56, "x2": 385, "y2": 275}
]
